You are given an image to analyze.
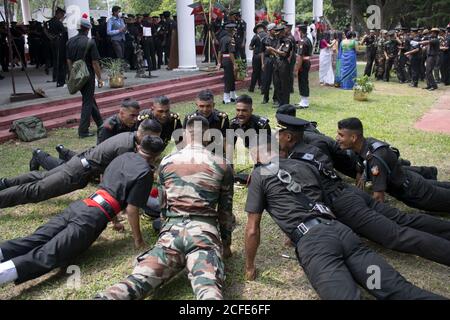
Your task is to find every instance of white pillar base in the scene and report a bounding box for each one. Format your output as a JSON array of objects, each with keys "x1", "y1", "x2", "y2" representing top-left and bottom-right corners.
[{"x1": 174, "y1": 66, "x2": 199, "y2": 72}]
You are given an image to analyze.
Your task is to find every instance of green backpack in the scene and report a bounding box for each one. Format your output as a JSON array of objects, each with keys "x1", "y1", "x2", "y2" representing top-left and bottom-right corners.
[
  {"x1": 67, "y1": 40, "x2": 92, "y2": 95},
  {"x1": 10, "y1": 116, "x2": 47, "y2": 142}
]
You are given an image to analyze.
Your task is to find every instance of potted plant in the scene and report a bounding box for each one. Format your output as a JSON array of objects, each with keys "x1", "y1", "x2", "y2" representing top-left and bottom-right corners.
[
  {"x1": 353, "y1": 75, "x2": 374, "y2": 101},
  {"x1": 101, "y1": 58, "x2": 125, "y2": 88},
  {"x1": 234, "y1": 58, "x2": 247, "y2": 81}
]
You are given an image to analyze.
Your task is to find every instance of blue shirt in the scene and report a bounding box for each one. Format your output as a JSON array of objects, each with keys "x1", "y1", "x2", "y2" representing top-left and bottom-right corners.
[{"x1": 107, "y1": 16, "x2": 125, "y2": 41}]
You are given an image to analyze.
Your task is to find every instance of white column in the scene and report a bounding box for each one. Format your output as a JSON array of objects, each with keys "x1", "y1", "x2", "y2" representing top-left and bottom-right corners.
[
  {"x1": 20, "y1": 0, "x2": 31, "y2": 25},
  {"x1": 65, "y1": 0, "x2": 90, "y2": 39},
  {"x1": 175, "y1": 0, "x2": 198, "y2": 70},
  {"x1": 313, "y1": 0, "x2": 323, "y2": 22},
  {"x1": 241, "y1": 0, "x2": 255, "y2": 62},
  {"x1": 283, "y1": 0, "x2": 295, "y2": 35}
]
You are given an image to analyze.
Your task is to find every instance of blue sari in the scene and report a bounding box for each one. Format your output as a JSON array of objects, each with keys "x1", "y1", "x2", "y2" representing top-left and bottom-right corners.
[{"x1": 338, "y1": 39, "x2": 357, "y2": 90}]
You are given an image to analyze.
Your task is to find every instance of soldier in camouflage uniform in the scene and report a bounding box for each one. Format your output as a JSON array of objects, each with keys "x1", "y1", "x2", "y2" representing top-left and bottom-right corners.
[
  {"x1": 138, "y1": 96, "x2": 183, "y2": 148},
  {"x1": 95, "y1": 116, "x2": 235, "y2": 300},
  {"x1": 374, "y1": 30, "x2": 387, "y2": 80}
]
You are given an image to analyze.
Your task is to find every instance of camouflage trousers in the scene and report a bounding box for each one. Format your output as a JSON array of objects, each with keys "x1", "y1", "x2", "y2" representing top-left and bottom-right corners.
[{"x1": 95, "y1": 219, "x2": 225, "y2": 300}]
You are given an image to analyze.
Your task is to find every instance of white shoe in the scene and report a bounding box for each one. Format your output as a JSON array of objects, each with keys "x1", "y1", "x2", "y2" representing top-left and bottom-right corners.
[
  {"x1": 0, "y1": 260, "x2": 18, "y2": 286},
  {"x1": 223, "y1": 93, "x2": 231, "y2": 104},
  {"x1": 230, "y1": 91, "x2": 237, "y2": 100}
]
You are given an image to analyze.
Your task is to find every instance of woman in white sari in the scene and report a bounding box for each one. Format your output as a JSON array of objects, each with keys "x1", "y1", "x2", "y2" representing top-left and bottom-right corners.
[{"x1": 319, "y1": 32, "x2": 336, "y2": 86}]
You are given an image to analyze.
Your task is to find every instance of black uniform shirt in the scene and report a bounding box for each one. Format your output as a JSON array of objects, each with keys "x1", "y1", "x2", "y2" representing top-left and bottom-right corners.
[
  {"x1": 263, "y1": 35, "x2": 279, "y2": 58},
  {"x1": 230, "y1": 114, "x2": 270, "y2": 148},
  {"x1": 219, "y1": 34, "x2": 236, "y2": 54},
  {"x1": 297, "y1": 36, "x2": 313, "y2": 57},
  {"x1": 277, "y1": 36, "x2": 294, "y2": 61},
  {"x1": 359, "y1": 138, "x2": 406, "y2": 192},
  {"x1": 100, "y1": 152, "x2": 154, "y2": 209},
  {"x1": 428, "y1": 37, "x2": 440, "y2": 56},
  {"x1": 249, "y1": 33, "x2": 265, "y2": 55},
  {"x1": 246, "y1": 158, "x2": 326, "y2": 235},
  {"x1": 98, "y1": 114, "x2": 138, "y2": 145},
  {"x1": 235, "y1": 20, "x2": 247, "y2": 44},
  {"x1": 183, "y1": 109, "x2": 230, "y2": 138},
  {"x1": 48, "y1": 17, "x2": 65, "y2": 36},
  {"x1": 362, "y1": 35, "x2": 376, "y2": 48},
  {"x1": 82, "y1": 132, "x2": 136, "y2": 175},
  {"x1": 139, "y1": 110, "x2": 182, "y2": 146},
  {"x1": 410, "y1": 36, "x2": 422, "y2": 57},
  {"x1": 66, "y1": 33, "x2": 101, "y2": 72}
]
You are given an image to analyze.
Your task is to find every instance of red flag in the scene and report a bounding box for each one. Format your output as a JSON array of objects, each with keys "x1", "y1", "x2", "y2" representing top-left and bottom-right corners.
[
  {"x1": 212, "y1": 3, "x2": 224, "y2": 19},
  {"x1": 9, "y1": 0, "x2": 18, "y2": 3},
  {"x1": 188, "y1": 2, "x2": 204, "y2": 16}
]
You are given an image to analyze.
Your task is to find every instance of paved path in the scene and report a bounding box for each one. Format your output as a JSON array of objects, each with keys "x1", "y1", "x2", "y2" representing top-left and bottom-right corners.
[{"x1": 415, "y1": 87, "x2": 450, "y2": 134}]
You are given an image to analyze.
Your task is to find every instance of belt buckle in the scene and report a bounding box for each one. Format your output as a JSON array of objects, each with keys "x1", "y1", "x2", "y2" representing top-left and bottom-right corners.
[
  {"x1": 298, "y1": 222, "x2": 309, "y2": 235},
  {"x1": 91, "y1": 194, "x2": 105, "y2": 205},
  {"x1": 80, "y1": 158, "x2": 90, "y2": 169}
]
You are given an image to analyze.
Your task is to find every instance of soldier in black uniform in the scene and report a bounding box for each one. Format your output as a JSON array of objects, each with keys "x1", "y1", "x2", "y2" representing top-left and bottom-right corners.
[
  {"x1": 420, "y1": 28, "x2": 441, "y2": 91},
  {"x1": 405, "y1": 28, "x2": 422, "y2": 87},
  {"x1": 230, "y1": 11, "x2": 247, "y2": 61},
  {"x1": 229, "y1": 94, "x2": 270, "y2": 149},
  {"x1": 0, "y1": 137, "x2": 165, "y2": 287},
  {"x1": 275, "y1": 113, "x2": 450, "y2": 267},
  {"x1": 284, "y1": 24, "x2": 297, "y2": 94},
  {"x1": 162, "y1": 11, "x2": 175, "y2": 66},
  {"x1": 183, "y1": 90, "x2": 229, "y2": 151},
  {"x1": 124, "y1": 15, "x2": 139, "y2": 70},
  {"x1": 245, "y1": 127, "x2": 444, "y2": 300},
  {"x1": 419, "y1": 29, "x2": 429, "y2": 81},
  {"x1": 141, "y1": 14, "x2": 157, "y2": 73},
  {"x1": 248, "y1": 23, "x2": 266, "y2": 92},
  {"x1": 217, "y1": 23, "x2": 237, "y2": 105},
  {"x1": 0, "y1": 22, "x2": 8, "y2": 73},
  {"x1": 261, "y1": 23, "x2": 278, "y2": 105},
  {"x1": 138, "y1": 96, "x2": 182, "y2": 148},
  {"x1": 383, "y1": 30, "x2": 401, "y2": 82},
  {"x1": 153, "y1": 15, "x2": 164, "y2": 69},
  {"x1": 296, "y1": 24, "x2": 313, "y2": 109},
  {"x1": 29, "y1": 98, "x2": 142, "y2": 172},
  {"x1": 48, "y1": 7, "x2": 67, "y2": 87},
  {"x1": 336, "y1": 118, "x2": 450, "y2": 214},
  {"x1": 271, "y1": 25, "x2": 294, "y2": 107},
  {"x1": 362, "y1": 30, "x2": 377, "y2": 77},
  {"x1": 0, "y1": 120, "x2": 161, "y2": 209}
]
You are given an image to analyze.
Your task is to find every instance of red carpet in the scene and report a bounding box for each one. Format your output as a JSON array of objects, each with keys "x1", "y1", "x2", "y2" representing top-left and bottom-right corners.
[{"x1": 415, "y1": 90, "x2": 450, "y2": 134}]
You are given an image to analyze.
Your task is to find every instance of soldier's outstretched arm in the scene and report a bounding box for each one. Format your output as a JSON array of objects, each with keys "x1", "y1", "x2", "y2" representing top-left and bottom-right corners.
[
  {"x1": 125, "y1": 204, "x2": 146, "y2": 249},
  {"x1": 245, "y1": 212, "x2": 262, "y2": 281},
  {"x1": 217, "y1": 164, "x2": 236, "y2": 254}
]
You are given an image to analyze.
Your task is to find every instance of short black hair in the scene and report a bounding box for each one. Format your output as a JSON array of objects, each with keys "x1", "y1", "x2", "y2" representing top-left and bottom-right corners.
[
  {"x1": 236, "y1": 94, "x2": 253, "y2": 106},
  {"x1": 140, "y1": 136, "x2": 165, "y2": 154},
  {"x1": 121, "y1": 98, "x2": 140, "y2": 109},
  {"x1": 186, "y1": 115, "x2": 209, "y2": 130},
  {"x1": 338, "y1": 118, "x2": 364, "y2": 136},
  {"x1": 112, "y1": 6, "x2": 121, "y2": 14},
  {"x1": 153, "y1": 96, "x2": 170, "y2": 106},
  {"x1": 139, "y1": 119, "x2": 162, "y2": 134},
  {"x1": 197, "y1": 89, "x2": 214, "y2": 102}
]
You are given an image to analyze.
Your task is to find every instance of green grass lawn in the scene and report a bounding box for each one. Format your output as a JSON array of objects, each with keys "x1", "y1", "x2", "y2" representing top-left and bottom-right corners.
[{"x1": 1, "y1": 64, "x2": 449, "y2": 300}]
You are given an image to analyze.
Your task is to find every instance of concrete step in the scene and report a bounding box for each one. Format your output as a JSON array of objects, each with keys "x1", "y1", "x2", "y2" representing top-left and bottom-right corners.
[{"x1": 0, "y1": 77, "x2": 250, "y2": 143}]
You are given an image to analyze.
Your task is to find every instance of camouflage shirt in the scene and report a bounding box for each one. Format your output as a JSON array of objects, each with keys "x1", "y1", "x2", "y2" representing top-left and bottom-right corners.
[{"x1": 158, "y1": 144, "x2": 235, "y2": 245}]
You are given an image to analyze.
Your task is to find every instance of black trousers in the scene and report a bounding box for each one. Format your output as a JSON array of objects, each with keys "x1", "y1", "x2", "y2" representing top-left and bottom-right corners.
[
  {"x1": 273, "y1": 59, "x2": 291, "y2": 106},
  {"x1": 296, "y1": 219, "x2": 443, "y2": 300},
  {"x1": 222, "y1": 58, "x2": 235, "y2": 93},
  {"x1": 35, "y1": 150, "x2": 66, "y2": 171},
  {"x1": 426, "y1": 55, "x2": 438, "y2": 89},
  {"x1": 0, "y1": 201, "x2": 108, "y2": 284},
  {"x1": 143, "y1": 37, "x2": 156, "y2": 72},
  {"x1": 331, "y1": 185, "x2": 450, "y2": 266},
  {"x1": 262, "y1": 58, "x2": 275, "y2": 102},
  {"x1": 249, "y1": 54, "x2": 262, "y2": 91},
  {"x1": 384, "y1": 57, "x2": 395, "y2": 81},
  {"x1": 364, "y1": 49, "x2": 376, "y2": 77},
  {"x1": 391, "y1": 170, "x2": 450, "y2": 214},
  {"x1": 111, "y1": 40, "x2": 125, "y2": 60},
  {"x1": 420, "y1": 54, "x2": 427, "y2": 80},
  {"x1": 298, "y1": 61, "x2": 311, "y2": 97},
  {"x1": 0, "y1": 157, "x2": 91, "y2": 208},
  {"x1": 79, "y1": 75, "x2": 103, "y2": 136},
  {"x1": 410, "y1": 56, "x2": 421, "y2": 86}
]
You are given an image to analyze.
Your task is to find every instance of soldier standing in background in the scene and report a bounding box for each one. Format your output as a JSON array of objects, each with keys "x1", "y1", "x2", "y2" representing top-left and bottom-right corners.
[
  {"x1": 248, "y1": 23, "x2": 267, "y2": 92},
  {"x1": 383, "y1": 30, "x2": 401, "y2": 82},
  {"x1": 405, "y1": 28, "x2": 422, "y2": 87},
  {"x1": 217, "y1": 23, "x2": 237, "y2": 105},
  {"x1": 361, "y1": 29, "x2": 377, "y2": 77},
  {"x1": 261, "y1": 23, "x2": 278, "y2": 105}
]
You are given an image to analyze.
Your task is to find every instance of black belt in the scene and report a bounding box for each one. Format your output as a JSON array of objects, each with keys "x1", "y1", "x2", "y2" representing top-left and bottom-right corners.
[
  {"x1": 290, "y1": 218, "x2": 323, "y2": 244},
  {"x1": 326, "y1": 184, "x2": 346, "y2": 203}
]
